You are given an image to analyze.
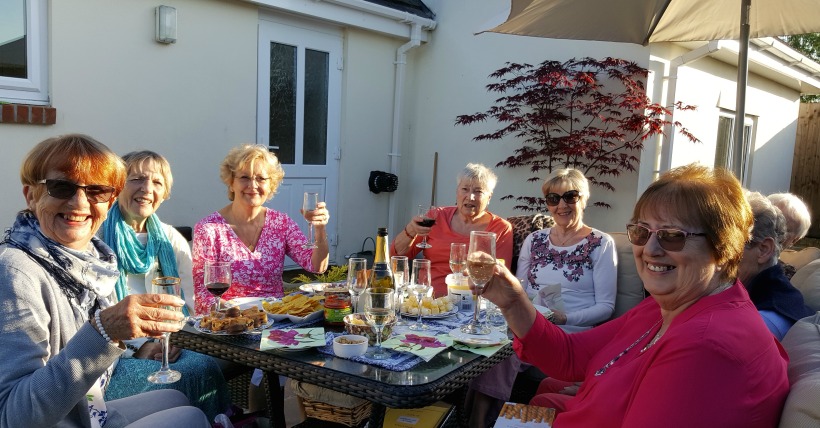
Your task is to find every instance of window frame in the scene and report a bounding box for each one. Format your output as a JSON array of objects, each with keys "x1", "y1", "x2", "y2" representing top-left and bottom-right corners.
[
  {"x1": 714, "y1": 111, "x2": 755, "y2": 186},
  {"x1": 0, "y1": 0, "x2": 49, "y2": 105}
]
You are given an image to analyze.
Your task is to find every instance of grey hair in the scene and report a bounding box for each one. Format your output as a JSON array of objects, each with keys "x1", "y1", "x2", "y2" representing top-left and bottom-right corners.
[
  {"x1": 768, "y1": 192, "x2": 811, "y2": 249},
  {"x1": 746, "y1": 191, "x2": 787, "y2": 264},
  {"x1": 456, "y1": 163, "x2": 498, "y2": 193}
]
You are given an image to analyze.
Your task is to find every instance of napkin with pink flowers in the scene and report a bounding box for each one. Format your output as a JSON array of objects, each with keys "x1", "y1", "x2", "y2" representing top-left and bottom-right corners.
[
  {"x1": 380, "y1": 333, "x2": 454, "y2": 362},
  {"x1": 260, "y1": 327, "x2": 326, "y2": 350}
]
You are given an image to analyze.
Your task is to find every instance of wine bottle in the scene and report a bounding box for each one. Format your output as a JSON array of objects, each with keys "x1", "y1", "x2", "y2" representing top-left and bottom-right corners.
[{"x1": 369, "y1": 227, "x2": 395, "y2": 289}]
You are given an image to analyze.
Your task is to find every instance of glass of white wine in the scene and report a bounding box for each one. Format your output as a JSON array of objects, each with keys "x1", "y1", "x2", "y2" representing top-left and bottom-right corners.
[
  {"x1": 363, "y1": 288, "x2": 396, "y2": 360},
  {"x1": 347, "y1": 258, "x2": 368, "y2": 313},
  {"x1": 302, "y1": 192, "x2": 320, "y2": 249},
  {"x1": 391, "y1": 255, "x2": 410, "y2": 326},
  {"x1": 449, "y1": 242, "x2": 467, "y2": 279},
  {"x1": 147, "y1": 276, "x2": 185, "y2": 384},
  {"x1": 461, "y1": 231, "x2": 496, "y2": 335}
]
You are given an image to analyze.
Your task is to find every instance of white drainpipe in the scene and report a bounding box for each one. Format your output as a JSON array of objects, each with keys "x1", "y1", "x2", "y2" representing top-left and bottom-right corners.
[{"x1": 658, "y1": 41, "x2": 723, "y2": 173}]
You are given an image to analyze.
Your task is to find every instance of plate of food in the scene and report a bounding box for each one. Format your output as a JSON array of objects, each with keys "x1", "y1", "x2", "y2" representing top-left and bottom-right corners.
[
  {"x1": 448, "y1": 328, "x2": 508, "y2": 347},
  {"x1": 226, "y1": 296, "x2": 278, "y2": 310},
  {"x1": 194, "y1": 305, "x2": 274, "y2": 335},
  {"x1": 400, "y1": 295, "x2": 458, "y2": 319},
  {"x1": 262, "y1": 292, "x2": 325, "y2": 323},
  {"x1": 297, "y1": 283, "x2": 332, "y2": 295}
]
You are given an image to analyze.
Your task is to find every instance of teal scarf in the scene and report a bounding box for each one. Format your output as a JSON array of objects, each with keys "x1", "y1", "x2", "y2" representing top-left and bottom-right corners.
[{"x1": 101, "y1": 201, "x2": 188, "y2": 316}]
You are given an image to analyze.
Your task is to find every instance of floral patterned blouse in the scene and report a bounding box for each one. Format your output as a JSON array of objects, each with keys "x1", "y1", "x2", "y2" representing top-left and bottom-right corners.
[
  {"x1": 516, "y1": 228, "x2": 617, "y2": 327},
  {"x1": 192, "y1": 209, "x2": 316, "y2": 315}
]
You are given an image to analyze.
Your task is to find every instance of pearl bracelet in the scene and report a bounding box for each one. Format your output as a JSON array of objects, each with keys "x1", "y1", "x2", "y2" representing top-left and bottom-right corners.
[{"x1": 94, "y1": 309, "x2": 117, "y2": 346}]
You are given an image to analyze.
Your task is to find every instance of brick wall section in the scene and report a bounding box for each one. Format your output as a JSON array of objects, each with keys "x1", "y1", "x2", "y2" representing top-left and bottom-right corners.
[{"x1": 0, "y1": 103, "x2": 57, "y2": 125}]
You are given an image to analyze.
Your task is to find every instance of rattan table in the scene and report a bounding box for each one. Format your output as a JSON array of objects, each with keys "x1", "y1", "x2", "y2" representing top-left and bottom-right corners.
[{"x1": 171, "y1": 325, "x2": 513, "y2": 427}]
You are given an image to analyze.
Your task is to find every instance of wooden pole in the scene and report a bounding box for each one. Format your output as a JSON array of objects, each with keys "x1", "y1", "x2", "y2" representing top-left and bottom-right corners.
[{"x1": 431, "y1": 152, "x2": 438, "y2": 206}]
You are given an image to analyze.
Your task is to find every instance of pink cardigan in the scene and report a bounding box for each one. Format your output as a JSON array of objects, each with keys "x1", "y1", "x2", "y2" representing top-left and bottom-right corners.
[{"x1": 515, "y1": 281, "x2": 789, "y2": 428}]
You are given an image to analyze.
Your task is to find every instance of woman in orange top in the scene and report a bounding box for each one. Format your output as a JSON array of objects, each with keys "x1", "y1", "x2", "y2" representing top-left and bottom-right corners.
[{"x1": 391, "y1": 163, "x2": 513, "y2": 297}]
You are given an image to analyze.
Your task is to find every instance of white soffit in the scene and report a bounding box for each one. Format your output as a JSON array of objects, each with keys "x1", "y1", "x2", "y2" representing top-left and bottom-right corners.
[
  {"x1": 675, "y1": 38, "x2": 820, "y2": 94},
  {"x1": 243, "y1": 0, "x2": 435, "y2": 40}
]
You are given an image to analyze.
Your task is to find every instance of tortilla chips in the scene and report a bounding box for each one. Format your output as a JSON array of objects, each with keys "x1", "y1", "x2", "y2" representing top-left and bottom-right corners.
[{"x1": 262, "y1": 293, "x2": 324, "y2": 317}]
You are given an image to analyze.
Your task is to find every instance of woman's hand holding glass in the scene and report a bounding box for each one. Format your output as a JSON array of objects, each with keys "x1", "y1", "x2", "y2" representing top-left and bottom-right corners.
[
  {"x1": 347, "y1": 258, "x2": 368, "y2": 313},
  {"x1": 414, "y1": 205, "x2": 437, "y2": 249},
  {"x1": 301, "y1": 192, "x2": 320, "y2": 249}
]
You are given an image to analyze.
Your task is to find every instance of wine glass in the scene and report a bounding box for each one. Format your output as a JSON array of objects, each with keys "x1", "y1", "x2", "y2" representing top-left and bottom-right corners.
[
  {"x1": 408, "y1": 259, "x2": 432, "y2": 331},
  {"x1": 147, "y1": 276, "x2": 185, "y2": 384},
  {"x1": 302, "y1": 192, "x2": 320, "y2": 249},
  {"x1": 449, "y1": 243, "x2": 467, "y2": 279},
  {"x1": 363, "y1": 288, "x2": 396, "y2": 360},
  {"x1": 204, "y1": 260, "x2": 231, "y2": 313},
  {"x1": 390, "y1": 255, "x2": 410, "y2": 326},
  {"x1": 347, "y1": 258, "x2": 368, "y2": 313},
  {"x1": 415, "y1": 205, "x2": 436, "y2": 249},
  {"x1": 461, "y1": 231, "x2": 497, "y2": 335}
]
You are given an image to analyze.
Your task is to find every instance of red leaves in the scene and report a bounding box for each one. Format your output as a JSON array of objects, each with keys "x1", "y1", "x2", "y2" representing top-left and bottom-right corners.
[{"x1": 455, "y1": 57, "x2": 699, "y2": 212}]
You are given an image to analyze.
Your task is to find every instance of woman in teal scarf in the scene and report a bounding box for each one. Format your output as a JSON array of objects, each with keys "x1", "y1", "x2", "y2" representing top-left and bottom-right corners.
[{"x1": 101, "y1": 151, "x2": 229, "y2": 420}]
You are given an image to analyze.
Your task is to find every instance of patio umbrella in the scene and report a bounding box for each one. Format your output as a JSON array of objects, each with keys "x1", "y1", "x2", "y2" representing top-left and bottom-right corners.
[{"x1": 487, "y1": 0, "x2": 820, "y2": 177}]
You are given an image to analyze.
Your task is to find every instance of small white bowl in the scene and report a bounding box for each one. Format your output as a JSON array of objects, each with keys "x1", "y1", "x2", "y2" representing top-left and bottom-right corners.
[{"x1": 333, "y1": 334, "x2": 368, "y2": 358}]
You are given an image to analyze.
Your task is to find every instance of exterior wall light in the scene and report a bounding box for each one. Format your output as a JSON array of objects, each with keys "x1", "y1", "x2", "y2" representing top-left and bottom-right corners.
[{"x1": 155, "y1": 6, "x2": 177, "y2": 44}]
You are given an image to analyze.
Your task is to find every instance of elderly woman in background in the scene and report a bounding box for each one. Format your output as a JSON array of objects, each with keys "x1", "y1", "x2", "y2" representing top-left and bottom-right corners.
[
  {"x1": 391, "y1": 163, "x2": 513, "y2": 296},
  {"x1": 768, "y1": 192, "x2": 812, "y2": 279},
  {"x1": 0, "y1": 134, "x2": 208, "y2": 427},
  {"x1": 738, "y1": 191, "x2": 813, "y2": 340},
  {"x1": 518, "y1": 168, "x2": 617, "y2": 328},
  {"x1": 193, "y1": 144, "x2": 330, "y2": 314},
  {"x1": 101, "y1": 151, "x2": 230, "y2": 419},
  {"x1": 479, "y1": 164, "x2": 788, "y2": 427}
]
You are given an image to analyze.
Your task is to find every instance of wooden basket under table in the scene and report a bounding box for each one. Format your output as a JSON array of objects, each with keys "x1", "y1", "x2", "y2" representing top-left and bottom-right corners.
[{"x1": 299, "y1": 396, "x2": 372, "y2": 427}]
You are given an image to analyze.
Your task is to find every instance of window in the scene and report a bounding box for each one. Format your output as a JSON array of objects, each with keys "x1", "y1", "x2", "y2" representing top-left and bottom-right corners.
[
  {"x1": 0, "y1": 0, "x2": 48, "y2": 104},
  {"x1": 714, "y1": 113, "x2": 754, "y2": 185}
]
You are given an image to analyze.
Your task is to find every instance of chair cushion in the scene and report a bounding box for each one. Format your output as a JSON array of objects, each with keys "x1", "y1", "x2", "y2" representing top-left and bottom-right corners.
[
  {"x1": 791, "y1": 259, "x2": 820, "y2": 312},
  {"x1": 781, "y1": 247, "x2": 820, "y2": 271},
  {"x1": 778, "y1": 312, "x2": 820, "y2": 428},
  {"x1": 507, "y1": 213, "x2": 554, "y2": 260},
  {"x1": 609, "y1": 232, "x2": 645, "y2": 319}
]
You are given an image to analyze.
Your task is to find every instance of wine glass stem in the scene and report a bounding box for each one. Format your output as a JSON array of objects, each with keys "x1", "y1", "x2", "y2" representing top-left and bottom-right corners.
[
  {"x1": 473, "y1": 295, "x2": 481, "y2": 326},
  {"x1": 308, "y1": 223, "x2": 315, "y2": 245},
  {"x1": 375, "y1": 326, "x2": 383, "y2": 350},
  {"x1": 416, "y1": 294, "x2": 424, "y2": 326},
  {"x1": 160, "y1": 332, "x2": 171, "y2": 372}
]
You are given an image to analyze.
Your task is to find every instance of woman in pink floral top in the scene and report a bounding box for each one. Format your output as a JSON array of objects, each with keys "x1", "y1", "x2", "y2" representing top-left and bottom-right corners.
[{"x1": 192, "y1": 145, "x2": 329, "y2": 315}]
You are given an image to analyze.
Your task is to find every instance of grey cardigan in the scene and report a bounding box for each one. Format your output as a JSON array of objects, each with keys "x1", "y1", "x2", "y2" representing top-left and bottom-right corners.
[{"x1": 0, "y1": 245, "x2": 128, "y2": 428}]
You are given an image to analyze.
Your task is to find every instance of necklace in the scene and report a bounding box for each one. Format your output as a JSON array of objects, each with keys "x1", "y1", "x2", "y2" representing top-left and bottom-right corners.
[
  {"x1": 551, "y1": 227, "x2": 586, "y2": 246},
  {"x1": 594, "y1": 318, "x2": 662, "y2": 376}
]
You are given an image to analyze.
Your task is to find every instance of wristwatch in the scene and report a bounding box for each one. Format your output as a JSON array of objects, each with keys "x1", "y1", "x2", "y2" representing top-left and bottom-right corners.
[{"x1": 545, "y1": 311, "x2": 556, "y2": 324}]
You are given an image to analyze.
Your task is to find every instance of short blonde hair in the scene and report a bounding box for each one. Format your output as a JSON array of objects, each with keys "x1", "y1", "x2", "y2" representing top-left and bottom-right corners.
[
  {"x1": 541, "y1": 169, "x2": 590, "y2": 201},
  {"x1": 632, "y1": 164, "x2": 752, "y2": 283},
  {"x1": 122, "y1": 150, "x2": 174, "y2": 200},
  {"x1": 219, "y1": 144, "x2": 285, "y2": 201},
  {"x1": 768, "y1": 193, "x2": 811, "y2": 248}
]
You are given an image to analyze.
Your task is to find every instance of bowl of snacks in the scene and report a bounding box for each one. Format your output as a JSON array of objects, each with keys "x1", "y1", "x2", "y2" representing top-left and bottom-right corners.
[
  {"x1": 343, "y1": 313, "x2": 394, "y2": 345},
  {"x1": 332, "y1": 334, "x2": 368, "y2": 358}
]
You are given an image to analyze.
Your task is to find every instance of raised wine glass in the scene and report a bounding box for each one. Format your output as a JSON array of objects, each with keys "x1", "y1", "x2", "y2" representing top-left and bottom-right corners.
[
  {"x1": 415, "y1": 205, "x2": 436, "y2": 249},
  {"x1": 363, "y1": 288, "x2": 396, "y2": 360},
  {"x1": 302, "y1": 192, "x2": 319, "y2": 249},
  {"x1": 461, "y1": 231, "x2": 497, "y2": 335},
  {"x1": 347, "y1": 258, "x2": 368, "y2": 313},
  {"x1": 204, "y1": 260, "x2": 231, "y2": 313},
  {"x1": 147, "y1": 276, "x2": 185, "y2": 384},
  {"x1": 390, "y1": 255, "x2": 410, "y2": 326},
  {"x1": 408, "y1": 259, "x2": 432, "y2": 331},
  {"x1": 449, "y1": 242, "x2": 467, "y2": 279}
]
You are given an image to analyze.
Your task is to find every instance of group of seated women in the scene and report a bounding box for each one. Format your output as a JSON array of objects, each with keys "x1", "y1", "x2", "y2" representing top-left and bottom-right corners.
[{"x1": 0, "y1": 132, "x2": 811, "y2": 427}]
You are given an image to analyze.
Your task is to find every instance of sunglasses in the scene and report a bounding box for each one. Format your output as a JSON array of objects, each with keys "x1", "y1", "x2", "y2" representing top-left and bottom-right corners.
[
  {"x1": 37, "y1": 179, "x2": 116, "y2": 204},
  {"x1": 626, "y1": 223, "x2": 707, "y2": 252},
  {"x1": 545, "y1": 190, "x2": 582, "y2": 206}
]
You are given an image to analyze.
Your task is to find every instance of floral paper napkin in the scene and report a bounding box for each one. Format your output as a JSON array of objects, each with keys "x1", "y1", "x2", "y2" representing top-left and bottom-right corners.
[
  {"x1": 381, "y1": 333, "x2": 454, "y2": 362},
  {"x1": 260, "y1": 327, "x2": 326, "y2": 350}
]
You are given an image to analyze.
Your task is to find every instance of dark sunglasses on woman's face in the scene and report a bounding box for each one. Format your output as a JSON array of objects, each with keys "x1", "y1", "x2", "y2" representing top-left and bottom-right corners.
[
  {"x1": 626, "y1": 223, "x2": 707, "y2": 252},
  {"x1": 37, "y1": 179, "x2": 116, "y2": 204},
  {"x1": 545, "y1": 190, "x2": 581, "y2": 206}
]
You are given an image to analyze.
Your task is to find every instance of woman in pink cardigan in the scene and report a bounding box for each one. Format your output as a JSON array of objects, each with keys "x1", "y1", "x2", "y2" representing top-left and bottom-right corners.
[{"x1": 478, "y1": 164, "x2": 789, "y2": 427}]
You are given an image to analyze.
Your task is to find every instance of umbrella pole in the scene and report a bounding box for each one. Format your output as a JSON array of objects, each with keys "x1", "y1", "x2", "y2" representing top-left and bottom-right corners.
[{"x1": 731, "y1": 0, "x2": 751, "y2": 182}]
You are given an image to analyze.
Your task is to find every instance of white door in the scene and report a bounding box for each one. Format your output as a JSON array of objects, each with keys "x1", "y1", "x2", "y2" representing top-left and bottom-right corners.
[{"x1": 257, "y1": 16, "x2": 342, "y2": 268}]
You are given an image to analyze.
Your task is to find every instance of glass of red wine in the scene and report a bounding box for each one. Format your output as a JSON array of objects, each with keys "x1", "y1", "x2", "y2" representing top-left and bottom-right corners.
[
  {"x1": 415, "y1": 205, "x2": 436, "y2": 249},
  {"x1": 204, "y1": 260, "x2": 231, "y2": 312}
]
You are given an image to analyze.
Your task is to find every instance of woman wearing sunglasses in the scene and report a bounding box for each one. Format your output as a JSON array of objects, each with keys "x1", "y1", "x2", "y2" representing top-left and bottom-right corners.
[
  {"x1": 100, "y1": 151, "x2": 230, "y2": 420},
  {"x1": 0, "y1": 134, "x2": 209, "y2": 427},
  {"x1": 518, "y1": 168, "x2": 617, "y2": 329},
  {"x1": 478, "y1": 164, "x2": 789, "y2": 427}
]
